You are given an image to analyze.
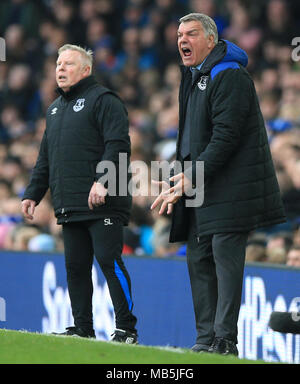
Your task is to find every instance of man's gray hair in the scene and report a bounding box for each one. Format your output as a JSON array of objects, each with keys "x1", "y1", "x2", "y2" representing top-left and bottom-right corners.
[
  {"x1": 179, "y1": 13, "x2": 218, "y2": 44},
  {"x1": 58, "y1": 44, "x2": 93, "y2": 74}
]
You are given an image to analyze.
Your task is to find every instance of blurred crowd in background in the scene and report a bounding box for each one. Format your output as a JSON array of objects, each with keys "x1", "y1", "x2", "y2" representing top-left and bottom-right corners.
[{"x1": 0, "y1": 0, "x2": 300, "y2": 267}]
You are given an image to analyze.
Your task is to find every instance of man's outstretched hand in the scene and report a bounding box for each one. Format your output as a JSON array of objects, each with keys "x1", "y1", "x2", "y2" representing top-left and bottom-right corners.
[{"x1": 150, "y1": 173, "x2": 192, "y2": 215}]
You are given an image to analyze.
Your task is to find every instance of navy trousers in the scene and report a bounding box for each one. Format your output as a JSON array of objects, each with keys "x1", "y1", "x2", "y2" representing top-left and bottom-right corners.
[
  {"x1": 62, "y1": 218, "x2": 137, "y2": 333},
  {"x1": 186, "y1": 208, "x2": 248, "y2": 345}
]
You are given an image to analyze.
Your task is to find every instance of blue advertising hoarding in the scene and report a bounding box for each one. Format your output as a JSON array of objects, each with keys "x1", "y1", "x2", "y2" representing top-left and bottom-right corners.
[
  {"x1": 0, "y1": 250, "x2": 300, "y2": 363},
  {"x1": 238, "y1": 263, "x2": 300, "y2": 363}
]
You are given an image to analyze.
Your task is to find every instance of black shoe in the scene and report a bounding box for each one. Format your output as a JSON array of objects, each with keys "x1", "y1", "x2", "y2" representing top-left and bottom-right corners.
[
  {"x1": 52, "y1": 326, "x2": 96, "y2": 339},
  {"x1": 191, "y1": 343, "x2": 210, "y2": 353},
  {"x1": 111, "y1": 329, "x2": 138, "y2": 344},
  {"x1": 208, "y1": 337, "x2": 238, "y2": 356}
]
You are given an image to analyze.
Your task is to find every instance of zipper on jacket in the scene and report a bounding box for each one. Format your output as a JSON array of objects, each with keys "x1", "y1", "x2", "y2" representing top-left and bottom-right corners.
[{"x1": 58, "y1": 100, "x2": 67, "y2": 212}]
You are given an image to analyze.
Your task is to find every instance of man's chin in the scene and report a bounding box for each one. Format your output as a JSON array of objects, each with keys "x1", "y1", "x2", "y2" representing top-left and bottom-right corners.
[
  {"x1": 58, "y1": 83, "x2": 70, "y2": 91},
  {"x1": 182, "y1": 58, "x2": 196, "y2": 67}
]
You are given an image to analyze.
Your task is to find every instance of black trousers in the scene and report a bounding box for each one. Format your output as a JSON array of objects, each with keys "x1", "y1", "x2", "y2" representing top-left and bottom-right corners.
[
  {"x1": 62, "y1": 218, "x2": 137, "y2": 333},
  {"x1": 186, "y1": 209, "x2": 248, "y2": 345}
]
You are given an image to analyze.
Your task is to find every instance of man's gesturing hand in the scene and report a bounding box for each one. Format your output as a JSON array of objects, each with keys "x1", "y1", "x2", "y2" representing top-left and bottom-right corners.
[
  {"x1": 88, "y1": 181, "x2": 108, "y2": 210},
  {"x1": 150, "y1": 180, "x2": 174, "y2": 215},
  {"x1": 21, "y1": 199, "x2": 36, "y2": 220},
  {"x1": 150, "y1": 173, "x2": 193, "y2": 215}
]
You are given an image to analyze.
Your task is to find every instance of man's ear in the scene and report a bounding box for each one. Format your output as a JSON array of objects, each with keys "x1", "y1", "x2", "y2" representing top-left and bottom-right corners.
[
  {"x1": 83, "y1": 65, "x2": 91, "y2": 76},
  {"x1": 207, "y1": 34, "x2": 215, "y2": 49}
]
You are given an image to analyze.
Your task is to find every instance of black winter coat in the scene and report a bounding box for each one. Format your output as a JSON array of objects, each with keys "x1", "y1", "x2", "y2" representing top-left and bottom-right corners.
[
  {"x1": 23, "y1": 76, "x2": 132, "y2": 224},
  {"x1": 170, "y1": 40, "x2": 286, "y2": 242}
]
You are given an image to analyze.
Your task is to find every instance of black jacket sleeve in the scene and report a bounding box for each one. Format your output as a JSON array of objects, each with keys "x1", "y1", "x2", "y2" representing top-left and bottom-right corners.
[
  {"x1": 94, "y1": 93, "x2": 130, "y2": 184},
  {"x1": 22, "y1": 130, "x2": 49, "y2": 204}
]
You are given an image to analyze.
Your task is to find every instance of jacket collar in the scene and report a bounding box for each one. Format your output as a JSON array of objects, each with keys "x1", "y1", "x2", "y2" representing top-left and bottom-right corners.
[
  {"x1": 56, "y1": 75, "x2": 98, "y2": 101},
  {"x1": 181, "y1": 39, "x2": 248, "y2": 85},
  {"x1": 181, "y1": 40, "x2": 227, "y2": 84},
  {"x1": 198, "y1": 40, "x2": 227, "y2": 75}
]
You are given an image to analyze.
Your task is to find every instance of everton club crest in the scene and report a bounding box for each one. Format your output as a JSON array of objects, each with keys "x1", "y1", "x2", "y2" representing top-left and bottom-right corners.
[
  {"x1": 73, "y1": 98, "x2": 85, "y2": 112},
  {"x1": 197, "y1": 76, "x2": 209, "y2": 91}
]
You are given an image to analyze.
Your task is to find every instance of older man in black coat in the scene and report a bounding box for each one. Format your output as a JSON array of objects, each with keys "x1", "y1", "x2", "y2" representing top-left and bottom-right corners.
[
  {"x1": 22, "y1": 44, "x2": 137, "y2": 343},
  {"x1": 151, "y1": 13, "x2": 286, "y2": 355}
]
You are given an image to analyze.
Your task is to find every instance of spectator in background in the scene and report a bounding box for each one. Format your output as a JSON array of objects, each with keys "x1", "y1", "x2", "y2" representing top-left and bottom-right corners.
[
  {"x1": 0, "y1": 155, "x2": 24, "y2": 183},
  {"x1": 5, "y1": 24, "x2": 28, "y2": 65},
  {"x1": 115, "y1": 27, "x2": 141, "y2": 72},
  {"x1": 265, "y1": 231, "x2": 293, "y2": 264},
  {"x1": 139, "y1": 24, "x2": 160, "y2": 70},
  {"x1": 286, "y1": 245, "x2": 300, "y2": 267},
  {"x1": 4, "y1": 64, "x2": 34, "y2": 121},
  {"x1": 270, "y1": 128, "x2": 300, "y2": 223},
  {"x1": 8, "y1": 224, "x2": 41, "y2": 251},
  {"x1": 0, "y1": 179, "x2": 12, "y2": 201},
  {"x1": 189, "y1": 0, "x2": 228, "y2": 36},
  {"x1": 28, "y1": 77, "x2": 57, "y2": 121},
  {"x1": 266, "y1": 246, "x2": 287, "y2": 264},
  {"x1": 80, "y1": 0, "x2": 97, "y2": 25},
  {"x1": 151, "y1": 209, "x2": 179, "y2": 257},
  {"x1": 123, "y1": 203, "x2": 154, "y2": 256},
  {"x1": 245, "y1": 244, "x2": 267, "y2": 263},
  {"x1": 0, "y1": 104, "x2": 28, "y2": 143},
  {"x1": 51, "y1": 0, "x2": 86, "y2": 46},
  {"x1": 85, "y1": 16, "x2": 111, "y2": 50},
  {"x1": 266, "y1": 231, "x2": 293, "y2": 253},
  {"x1": 264, "y1": 0, "x2": 298, "y2": 45},
  {"x1": 223, "y1": 4, "x2": 261, "y2": 47},
  {"x1": 28, "y1": 233, "x2": 56, "y2": 253},
  {"x1": 122, "y1": 2, "x2": 149, "y2": 30},
  {"x1": 0, "y1": 0, "x2": 41, "y2": 39},
  {"x1": 245, "y1": 233, "x2": 267, "y2": 263},
  {"x1": 293, "y1": 223, "x2": 300, "y2": 247}
]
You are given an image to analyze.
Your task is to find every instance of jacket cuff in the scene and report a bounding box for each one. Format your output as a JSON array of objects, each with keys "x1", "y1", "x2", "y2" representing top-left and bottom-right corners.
[{"x1": 184, "y1": 164, "x2": 197, "y2": 189}]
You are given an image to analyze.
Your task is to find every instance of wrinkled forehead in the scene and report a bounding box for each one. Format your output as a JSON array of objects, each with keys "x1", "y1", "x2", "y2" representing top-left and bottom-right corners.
[
  {"x1": 57, "y1": 49, "x2": 82, "y2": 63},
  {"x1": 177, "y1": 20, "x2": 204, "y2": 34}
]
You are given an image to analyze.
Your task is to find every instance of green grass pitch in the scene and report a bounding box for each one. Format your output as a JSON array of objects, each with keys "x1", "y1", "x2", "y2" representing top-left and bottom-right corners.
[{"x1": 0, "y1": 329, "x2": 272, "y2": 364}]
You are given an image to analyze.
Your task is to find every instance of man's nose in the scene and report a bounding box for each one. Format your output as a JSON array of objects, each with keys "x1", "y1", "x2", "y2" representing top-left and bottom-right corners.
[{"x1": 178, "y1": 34, "x2": 187, "y2": 44}]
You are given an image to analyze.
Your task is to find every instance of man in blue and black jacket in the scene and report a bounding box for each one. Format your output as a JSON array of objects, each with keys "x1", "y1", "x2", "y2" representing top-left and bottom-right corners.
[
  {"x1": 22, "y1": 44, "x2": 137, "y2": 343},
  {"x1": 151, "y1": 13, "x2": 286, "y2": 355}
]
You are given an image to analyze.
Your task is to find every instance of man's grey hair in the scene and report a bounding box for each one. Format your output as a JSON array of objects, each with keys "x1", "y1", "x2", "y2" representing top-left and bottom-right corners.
[
  {"x1": 58, "y1": 44, "x2": 93, "y2": 74},
  {"x1": 179, "y1": 13, "x2": 218, "y2": 44}
]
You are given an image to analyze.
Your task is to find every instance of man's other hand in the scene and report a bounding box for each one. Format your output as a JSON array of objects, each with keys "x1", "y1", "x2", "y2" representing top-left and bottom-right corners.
[
  {"x1": 150, "y1": 180, "x2": 175, "y2": 216},
  {"x1": 21, "y1": 199, "x2": 37, "y2": 220},
  {"x1": 88, "y1": 181, "x2": 108, "y2": 210}
]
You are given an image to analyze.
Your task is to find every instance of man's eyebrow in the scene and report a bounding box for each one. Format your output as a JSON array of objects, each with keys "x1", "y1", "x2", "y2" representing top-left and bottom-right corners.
[
  {"x1": 177, "y1": 28, "x2": 200, "y2": 35},
  {"x1": 56, "y1": 59, "x2": 74, "y2": 64}
]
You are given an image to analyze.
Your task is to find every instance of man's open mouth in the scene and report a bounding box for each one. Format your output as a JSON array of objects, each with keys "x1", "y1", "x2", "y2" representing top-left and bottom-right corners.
[
  {"x1": 58, "y1": 75, "x2": 67, "y2": 80},
  {"x1": 182, "y1": 47, "x2": 192, "y2": 57}
]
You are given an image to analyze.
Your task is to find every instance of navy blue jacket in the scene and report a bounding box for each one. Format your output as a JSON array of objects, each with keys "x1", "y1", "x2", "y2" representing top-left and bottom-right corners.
[
  {"x1": 23, "y1": 76, "x2": 132, "y2": 225},
  {"x1": 170, "y1": 40, "x2": 286, "y2": 242}
]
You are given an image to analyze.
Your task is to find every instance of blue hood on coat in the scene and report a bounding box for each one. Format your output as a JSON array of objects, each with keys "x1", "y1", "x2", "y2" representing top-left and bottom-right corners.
[{"x1": 222, "y1": 40, "x2": 248, "y2": 67}]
